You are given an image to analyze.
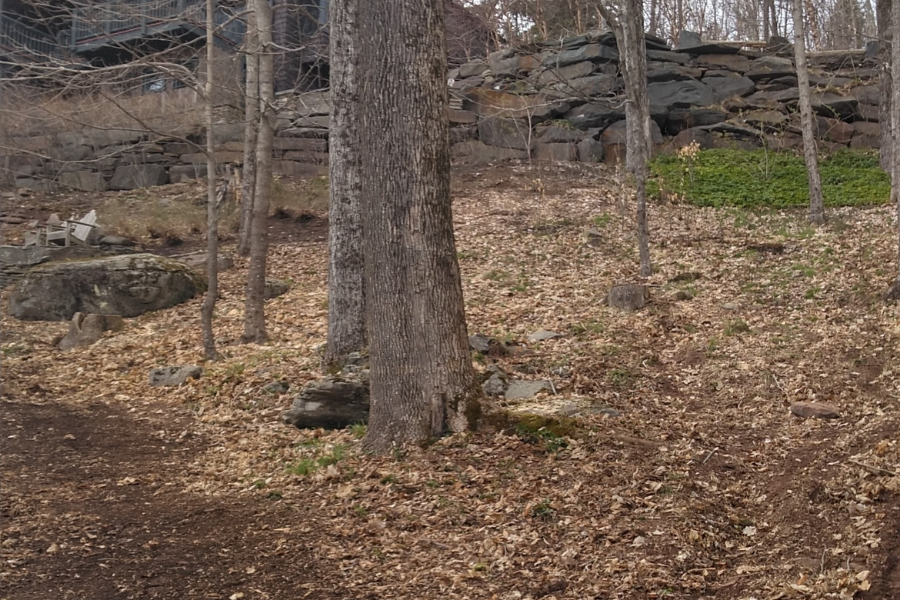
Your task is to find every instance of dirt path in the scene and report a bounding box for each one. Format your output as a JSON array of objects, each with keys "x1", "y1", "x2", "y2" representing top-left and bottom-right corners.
[{"x1": 0, "y1": 399, "x2": 336, "y2": 600}]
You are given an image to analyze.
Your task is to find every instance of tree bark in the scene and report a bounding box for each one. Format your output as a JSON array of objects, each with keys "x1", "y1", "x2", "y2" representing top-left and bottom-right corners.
[
  {"x1": 241, "y1": 0, "x2": 273, "y2": 344},
  {"x1": 200, "y1": 0, "x2": 220, "y2": 360},
  {"x1": 878, "y1": 0, "x2": 892, "y2": 172},
  {"x1": 601, "y1": 0, "x2": 652, "y2": 277},
  {"x1": 323, "y1": 0, "x2": 366, "y2": 370},
  {"x1": 891, "y1": 0, "x2": 900, "y2": 289},
  {"x1": 238, "y1": 11, "x2": 259, "y2": 258},
  {"x1": 357, "y1": 0, "x2": 480, "y2": 453},
  {"x1": 792, "y1": 0, "x2": 825, "y2": 225}
]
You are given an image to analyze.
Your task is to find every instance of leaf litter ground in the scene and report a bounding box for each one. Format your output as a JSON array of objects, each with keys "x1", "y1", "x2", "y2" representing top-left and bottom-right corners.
[{"x1": 3, "y1": 162, "x2": 900, "y2": 599}]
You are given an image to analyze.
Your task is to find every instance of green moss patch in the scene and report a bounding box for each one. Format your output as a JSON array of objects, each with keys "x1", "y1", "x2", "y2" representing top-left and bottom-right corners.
[{"x1": 649, "y1": 149, "x2": 890, "y2": 208}]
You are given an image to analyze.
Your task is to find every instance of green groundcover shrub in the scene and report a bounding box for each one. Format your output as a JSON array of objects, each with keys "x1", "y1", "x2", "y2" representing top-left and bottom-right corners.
[{"x1": 649, "y1": 148, "x2": 891, "y2": 208}]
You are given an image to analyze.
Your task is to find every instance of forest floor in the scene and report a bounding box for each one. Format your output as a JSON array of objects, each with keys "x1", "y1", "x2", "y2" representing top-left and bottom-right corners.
[{"x1": 3, "y1": 162, "x2": 900, "y2": 600}]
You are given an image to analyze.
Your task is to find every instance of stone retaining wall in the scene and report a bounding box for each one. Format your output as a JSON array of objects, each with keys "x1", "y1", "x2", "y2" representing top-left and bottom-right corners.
[{"x1": 0, "y1": 31, "x2": 883, "y2": 191}]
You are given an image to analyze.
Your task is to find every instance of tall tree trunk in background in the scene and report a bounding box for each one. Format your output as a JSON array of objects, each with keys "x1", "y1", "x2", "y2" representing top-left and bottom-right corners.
[
  {"x1": 200, "y1": 0, "x2": 220, "y2": 360},
  {"x1": 357, "y1": 0, "x2": 480, "y2": 453},
  {"x1": 323, "y1": 0, "x2": 366, "y2": 370},
  {"x1": 878, "y1": 0, "x2": 892, "y2": 173},
  {"x1": 238, "y1": 11, "x2": 259, "y2": 258},
  {"x1": 601, "y1": 0, "x2": 652, "y2": 277},
  {"x1": 888, "y1": 0, "x2": 900, "y2": 298},
  {"x1": 241, "y1": 0, "x2": 273, "y2": 344},
  {"x1": 792, "y1": 0, "x2": 825, "y2": 224}
]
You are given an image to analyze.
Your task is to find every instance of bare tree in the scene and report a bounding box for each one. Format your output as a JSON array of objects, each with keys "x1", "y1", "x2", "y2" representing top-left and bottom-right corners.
[
  {"x1": 878, "y1": 0, "x2": 892, "y2": 172},
  {"x1": 357, "y1": 0, "x2": 481, "y2": 452},
  {"x1": 792, "y1": 0, "x2": 825, "y2": 224},
  {"x1": 887, "y1": 0, "x2": 900, "y2": 299},
  {"x1": 200, "y1": 0, "x2": 221, "y2": 360},
  {"x1": 238, "y1": 8, "x2": 259, "y2": 258},
  {"x1": 241, "y1": 0, "x2": 274, "y2": 344},
  {"x1": 323, "y1": 0, "x2": 366, "y2": 370},
  {"x1": 600, "y1": 0, "x2": 653, "y2": 277}
]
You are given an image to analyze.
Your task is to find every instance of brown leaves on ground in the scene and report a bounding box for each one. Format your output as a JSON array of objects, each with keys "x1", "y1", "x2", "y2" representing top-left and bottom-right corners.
[{"x1": 3, "y1": 162, "x2": 900, "y2": 599}]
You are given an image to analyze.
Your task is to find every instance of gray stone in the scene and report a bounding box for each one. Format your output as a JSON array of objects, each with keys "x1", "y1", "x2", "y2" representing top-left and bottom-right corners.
[
  {"x1": 278, "y1": 127, "x2": 330, "y2": 139},
  {"x1": 265, "y1": 278, "x2": 290, "y2": 299},
  {"x1": 168, "y1": 164, "x2": 206, "y2": 183},
  {"x1": 9, "y1": 254, "x2": 205, "y2": 321},
  {"x1": 666, "y1": 108, "x2": 729, "y2": 135},
  {"x1": 505, "y1": 380, "x2": 551, "y2": 401},
  {"x1": 790, "y1": 401, "x2": 840, "y2": 419},
  {"x1": 696, "y1": 54, "x2": 750, "y2": 71},
  {"x1": 293, "y1": 115, "x2": 330, "y2": 129},
  {"x1": 108, "y1": 165, "x2": 168, "y2": 190},
  {"x1": 598, "y1": 407, "x2": 622, "y2": 418},
  {"x1": 576, "y1": 138, "x2": 604, "y2": 163},
  {"x1": 263, "y1": 380, "x2": 291, "y2": 394},
  {"x1": 559, "y1": 74, "x2": 619, "y2": 97},
  {"x1": 535, "y1": 124, "x2": 586, "y2": 143},
  {"x1": 482, "y1": 365, "x2": 508, "y2": 397},
  {"x1": 607, "y1": 284, "x2": 649, "y2": 312},
  {"x1": 149, "y1": 365, "x2": 202, "y2": 387},
  {"x1": 274, "y1": 161, "x2": 324, "y2": 177},
  {"x1": 565, "y1": 100, "x2": 625, "y2": 129},
  {"x1": 282, "y1": 378, "x2": 370, "y2": 429},
  {"x1": 50, "y1": 145, "x2": 93, "y2": 162},
  {"x1": 676, "y1": 30, "x2": 741, "y2": 54},
  {"x1": 451, "y1": 141, "x2": 527, "y2": 164},
  {"x1": 459, "y1": 60, "x2": 488, "y2": 78},
  {"x1": 532, "y1": 142, "x2": 577, "y2": 162},
  {"x1": 648, "y1": 80, "x2": 715, "y2": 110},
  {"x1": 468, "y1": 333, "x2": 493, "y2": 353},
  {"x1": 539, "y1": 60, "x2": 596, "y2": 85},
  {"x1": 527, "y1": 330, "x2": 563, "y2": 342},
  {"x1": 542, "y1": 43, "x2": 618, "y2": 68},
  {"x1": 810, "y1": 92, "x2": 859, "y2": 119},
  {"x1": 704, "y1": 76, "x2": 756, "y2": 102},
  {"x1": 601, "y1": 119, "x2": 664, "y2": 145},
  {"x1": 449, "y1": 109, "x2": 477, "y2": 125},
  {"x1": 477, "y1": 117, "x2": 531, "y2": 151},
  {"x1": 58, "y1": 313, "x2": 125, "y2": 351},
  {"x1": 746, "y1": 56, "x2": 796, "y2": 81},
  {"x1": 647, "y1": 49, "x2": 691, "y2": 64},
  {"x1": 59, "y1": 171, "x2": 107, "y2": 192},
  {"x1": 647, "y1": 64, "x2": 705, "y2": 82}
]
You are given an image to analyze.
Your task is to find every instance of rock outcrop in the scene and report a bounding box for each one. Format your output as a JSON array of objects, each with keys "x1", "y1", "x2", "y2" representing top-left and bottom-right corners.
[{"x1": 9, "y1": 253, "x2": 205, "y2": 321}]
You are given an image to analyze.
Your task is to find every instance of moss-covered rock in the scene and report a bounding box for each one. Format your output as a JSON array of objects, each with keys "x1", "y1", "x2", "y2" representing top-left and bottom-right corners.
[{"x1": 9, "y1": 253, "x2": 206, "y2": 321}]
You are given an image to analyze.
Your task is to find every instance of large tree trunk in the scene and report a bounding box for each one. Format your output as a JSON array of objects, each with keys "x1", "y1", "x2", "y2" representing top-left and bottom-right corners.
[
  {"x1": 792, "y1": 0, "x2": 825, "y2": 224},
  {"x1": 323, "y1": 0, "x2": 366, "y2": 370},
  {"x1": 878, "y1": 0, "x2": 892, "y2": 172},
  {"x1": 241, "y1": 0, "x2": 274, "y2": 344},
  {"x1": 238, "y1": 11, "x2": 259, "y2": 258},
  {"x1": 200, "y1": 0, "x2": 220, "y2": 360},
  {"x1": 357, "y1": 0, "x2": 480, "y2": 453}
]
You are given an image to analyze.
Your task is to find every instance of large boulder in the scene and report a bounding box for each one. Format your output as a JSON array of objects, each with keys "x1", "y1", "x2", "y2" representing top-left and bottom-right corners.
[{"x1": 9, "y1": 254, "x2": 206, "y2": 321}]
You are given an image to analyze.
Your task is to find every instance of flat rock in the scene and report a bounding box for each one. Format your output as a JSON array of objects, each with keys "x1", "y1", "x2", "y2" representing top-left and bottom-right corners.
[
  {"x1": 108, "y1": 164, "x2": 168, "y2": 190},
  {"x1": 648, "y1": 80, "x2": 715, "y2": 110},
  {"x1": 528, "y1": 330, "x2": 563, "y2": 342},
  {"x1": 468, "y1": 333, "x2": 493, "y2": 353},
  {"x1": 790, "y1": 401, "x2": 840, "y2": 419},
  {"x1": 505, "y1": 380, "x2": 551, "y2": 401},
  {"x1": 149, "y1": 365, "x2": 202, "y2": 387}
]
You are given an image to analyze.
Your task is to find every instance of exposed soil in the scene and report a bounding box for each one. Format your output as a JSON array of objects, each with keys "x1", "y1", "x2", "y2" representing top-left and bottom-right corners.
[
  {"x1": 0, "y1": 399, "x2": 337, "y2": 600},
  {"x1": 3, "y1": 163, "x2": 900, "y2": 599}
]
